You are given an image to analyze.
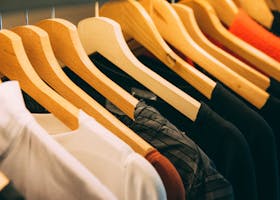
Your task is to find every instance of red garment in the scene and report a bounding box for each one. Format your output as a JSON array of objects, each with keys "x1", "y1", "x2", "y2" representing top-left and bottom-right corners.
[
  {"x1": 146, "y1": 150, "x2": 185, "y2": 200},
  {"x1": 229, "y1": 9, "x2": 280, "y2": 63}
]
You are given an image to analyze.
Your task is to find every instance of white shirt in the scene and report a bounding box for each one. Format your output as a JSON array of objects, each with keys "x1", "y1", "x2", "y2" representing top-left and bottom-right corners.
[
  {"x1": 34, "y1": 107, "x2": 167, "y2": 200},
  {"x1": 0, "y1": 81, "x2": 117, "y2": 200}
]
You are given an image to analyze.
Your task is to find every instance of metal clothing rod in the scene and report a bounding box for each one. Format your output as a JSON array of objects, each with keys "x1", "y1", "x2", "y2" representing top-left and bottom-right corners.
[{"x1": 0, "y1": 0, "x2": 109, "y2": 12}]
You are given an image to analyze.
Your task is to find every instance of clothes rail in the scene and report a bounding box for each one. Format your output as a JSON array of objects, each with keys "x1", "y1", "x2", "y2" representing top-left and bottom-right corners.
[{"x1": 0, "y1": 0, "x2": 109, "y2": 12}]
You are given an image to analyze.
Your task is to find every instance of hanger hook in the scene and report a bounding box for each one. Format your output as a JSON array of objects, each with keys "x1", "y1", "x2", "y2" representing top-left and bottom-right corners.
[
  {"x1": 171, "y1": 0, "x2": 175, "y2": 3},
  {"x1": 0, "y1": 13, "x2": 2, "y2": 30},
  {"x1": 25, "y1": 8, "x2": 29, "y2": 25},
  {"x1": 95, "y1": 0, "x2": 99, "y2": 17},
  {"x1": 51, "y1": 6, "x2": 56, "y2": 18}
]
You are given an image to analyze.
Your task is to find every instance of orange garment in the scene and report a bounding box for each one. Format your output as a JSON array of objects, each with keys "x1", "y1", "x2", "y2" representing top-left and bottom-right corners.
[
  {"x1": 229, "y1": 9, "x2": 280, "y2": 63},
  {"x1": 205, "y1": 34, "x2": 268, "y2": 75},
  {"x1": 146, "y1": 150, "x2": 185, "y2": 200}
]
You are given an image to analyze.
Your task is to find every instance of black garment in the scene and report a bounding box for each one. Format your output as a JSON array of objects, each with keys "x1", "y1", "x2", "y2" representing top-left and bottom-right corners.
[
  {"x1": 112, "y1": 101, "x2": 235, "y2": 200},
  {"x1": 0, "y1": 182, "x2": 25, "y2": 200},
  {"x1": 259, "y1": 96, "x2": 280, "y2": 166},
  {"x1": 86, "y1": 52, "x2": 279, "y2": 200},
  {"x1": 137, "y1": 55, "x2": 279, "y2": 200},
  {"x1": 62, "y1": 54, "x2": 257, "y2": 200},
  {"x1": 270, "y1": 11, "x2": 280, "y2": 37},
  {"x1": 267, "y1": 77, "x2": 280, "y2": 99}
]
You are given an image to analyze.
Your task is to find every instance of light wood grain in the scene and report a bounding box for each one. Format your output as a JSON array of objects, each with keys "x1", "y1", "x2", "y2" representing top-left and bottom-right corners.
[
  {"x1": 173, "y1": 4, "x2": 270, "y2": 90},
  {"x1": 273, "y1": 0, "x2": 280, "y2": 11},
  {"x1": 0, "y1": 29, "x2": 80, "y2": 129},
  {"x1": 0, "y1": 172, "x2": 9, "y2": 191},
  {"x1": 139, "y1": 0, "x2": 269, "y2": 108},
  {"x1": 12, "y1": 25, "x2": 153, "y2": 156},
  {"x1": 180, "y1": 0, "x2": 280, "y2": 82},
  {"x1": 264, "y1": 0, "x2": 278, "y2": 10},
  {"x1": 201, "y1": 0, "x2": 238, "y2": 26},
  {"x1": 34, "y1": 19, "x2": 154, "y2": 155},
  {"x1": 36, "y1": 18, "x2": 139, "y2": 120},
  {"x1": 233, "y1": 0, "x2": 273, "y2": 28},
  {"x1": 78, "y1": 16, "x2": 201, "y2": 121},
  {"x1": 100, "y1": 0, "x2": 216, "y2": 101}
]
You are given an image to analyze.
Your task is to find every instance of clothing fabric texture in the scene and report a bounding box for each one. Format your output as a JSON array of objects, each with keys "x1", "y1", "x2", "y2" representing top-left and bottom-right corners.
[
  {"x1": 205, "y1": 33, "x2": 280, "y2": 98},
  {"x1": 4, "y1": 82, "x2": 185, "y2": 200},
  {"x1": 63, "y1": 53, "x2": 262, "y2": 200},
  {"x1": 64, "y1": 52, "x2": 280, "y2": 200},
  {"x1": 109, "y1": 101, "x2": 235, "y2": 200},
  {"x1": 270, "y1": 11, "x2": 280, "y2": 37},
  {"x1": 136, "y1": 54, "x2": 279, "y2": 200},
  {"x1": 145, "y1": 150, "x2": 185, "y2": 200},
  {"x1": 29, "y1": 81, "x2": 235, "y2": 200},
  {"x1": 0, "y1": 182, "x2": 25, "y2": 200},
  {"x1": 0, "y1": 81, "x2": 117, "y2": 200},
  {"x1": 33, "y1": 111, "x2": 167, "y2": 200},
  {"x1": 257, "y1": 96, "x2": 280, "y2": 169},
  {"x1": 229, "y1": 9, "x2": 280, "y2": 63}
]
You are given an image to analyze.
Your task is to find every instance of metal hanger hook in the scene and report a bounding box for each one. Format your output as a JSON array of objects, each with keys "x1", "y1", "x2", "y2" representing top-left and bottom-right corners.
[
  {"x1": 51, "y1": 6, "x2": 55, "y2": 18},
  {"x1": 0, "y1": 13, "x2": 2, "y2": 30},
  {"x1": 25, "y1": 8, "x2": 29, "y2": 25}
]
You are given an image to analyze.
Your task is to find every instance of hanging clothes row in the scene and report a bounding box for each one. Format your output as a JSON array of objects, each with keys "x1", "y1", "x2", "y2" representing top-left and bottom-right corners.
[{"x1": 0, "y1": 0, "x2": 280, "y2": 200}]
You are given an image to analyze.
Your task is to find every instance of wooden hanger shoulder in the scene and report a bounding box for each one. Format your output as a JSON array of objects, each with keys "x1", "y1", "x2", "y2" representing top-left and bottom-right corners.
[
  {"x1": 11, "y1": 25, "x2": 153, "y2": 156},
  {"x1": 265, "y1": 0, "x2": 278, "y2": 10},
  {"x1": 172, "y1": 3, "x2": 270, "y2": 90},
  {"x1": 78, "y1": 16, "x2": 201, "y2": 121},
  {"x1": 100, "y1": 0, "x2": 216, "y2": 100},
  {"x1": 139, "y1": 0, "x2": 268, "y2": 109},
  {"x1": 180, "y1": 0, "x2": 280, "y2": 82},
  {"x1": 0, "y1": 29, "x2": 79, "y2": 129},
  {"x1": 233, "y1": 0, "x2": 273, "y2": 28},
  {"x1": 35, "y1": 18, "x2": 139, "y2": 120},
  {"x1": 0, "y1": 172, "x2": 9, "y2": 191},
  {"x1": 202, "y1": 0, "x2": 238, "y2": 26},
  {"x1": 30, "y1": 20, "x2": 154, "y2": 156}
]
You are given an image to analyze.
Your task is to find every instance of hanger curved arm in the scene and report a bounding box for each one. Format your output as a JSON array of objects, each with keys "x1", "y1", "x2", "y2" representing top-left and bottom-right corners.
[
  {"x1": 12, "y1": 25, "x2": 153, "y2": 156},
  {"x1": 273, "y1": 0, "x2": 280, "y2": 11},
  {"x1": 100, "y1": 0, "x2": 216, "y2": 100},
  {"x1": 265, "y1": 0, "x2": 278, "y2": 10},
  {"x1": 35, "y1": 18, "x2": 139, "y2": 120},
  {"x1": 138, "y1": 0, "x2": 268, "y2": 109},
  {"x1": 0, "y1": 29, "x2": 79, "y2": 130},
  {"x1": 233, "y1": 0, "x2": 273, "y2": 28},
  {"x1": 180, "y1": 0, "x2": 280, "y2": 82},
  {"x1": 78, "y1": 16, "x2": 201, "y2": 121},
  {"x1": 172, "y1": 3, "x2": 270, "y2": 90},
  {"x1": 202, "y1": 0, "x2": 238, "y2": 26},
  {"x1": 0, "y1": 172, "x2": 9, "y2": 191}
]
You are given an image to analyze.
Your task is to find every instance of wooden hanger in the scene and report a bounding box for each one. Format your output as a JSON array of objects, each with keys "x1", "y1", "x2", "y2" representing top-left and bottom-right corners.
[
  {"x1": 232, "y1": 0, "x2": 273, "y2": 28},
  {"x1": 100, "y1": 0, "x2": 216, "y2": 102},
  {"x1": 172, "y1": 3, "x2": 270, "y2": 90},
  {"x1": 265, "y1": 0, "x2": 278, "y2": 10},
  {"x1": 201, "y1": 0, "x2": 273, "y2": 28},
  {"x1": 180, "y1": 0, "x2": 280, "y2": 82},
  {"x1": 137, "y1": 0, "x2": 268, "y2": 108},
  {"x1": 273, "y1": 0, "x2": 280, "y2": 11},
  {"x1": 35, "y1": 18, "x2": 139, "y2": 120},
  {"x1": 0, "y1": 171, "x2": 9, "y2": 191},
  {"x1": 0, "y1": 29, "x2": 79, "y2": 129},
  {"x1": 12, "y1": 25, "x2": 153, "y2": 156},
  {"x1": 78, "y1": 16, "x2": 200, "y2": 121},
  {"x1": 201, "y1": 0, "x2": 238, "y2": 26}
]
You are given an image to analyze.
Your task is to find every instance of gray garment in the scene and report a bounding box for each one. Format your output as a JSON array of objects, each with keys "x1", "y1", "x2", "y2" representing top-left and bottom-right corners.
[{"x1": 107, "y1": 100, "x2": 234, "y2": 200}]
